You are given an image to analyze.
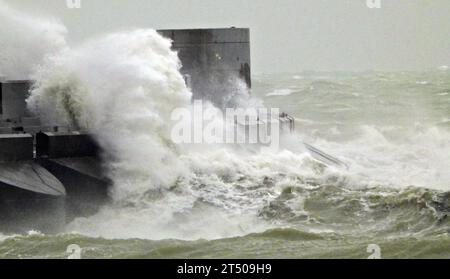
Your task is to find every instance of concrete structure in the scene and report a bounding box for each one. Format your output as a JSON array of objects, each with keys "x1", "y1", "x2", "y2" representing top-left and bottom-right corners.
[
  {"x1": 36, "y1": 132, "x2": 99, "y2": 158},
  {"x1": 0, "y1": 130, "x2": 108, "y2": 232},
  {"x1": 0, "y1": 134, "x2": 33, "y2": 161},
  {"x1": 158, "y1": 28, "x2": 251, "y2": 108},
  {"x1": 0, "y1": 81, "x2": 109, "y2": 231},
  {"x1": 0, "y1": 133, "x2": 66, "y2": 233},
  {"x1": 0, "y1": 81, "x2": 32, "y2": 123},
  {"x1": 36, "y1": 132, "x2": 110, "y2": 221}
]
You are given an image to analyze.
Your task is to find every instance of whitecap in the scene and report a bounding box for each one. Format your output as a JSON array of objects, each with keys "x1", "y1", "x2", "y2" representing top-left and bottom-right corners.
[
  {"x1": 416, "y1": 81, "x2": 429, "y2": 85},
  {"x1": 266, "y1": 89, "x2": 294, "y2": 97}
]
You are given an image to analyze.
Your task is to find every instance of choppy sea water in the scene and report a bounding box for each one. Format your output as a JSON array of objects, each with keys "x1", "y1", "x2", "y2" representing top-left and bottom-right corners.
[{"x1": 1, "y1": 71, "x2": 449, "y2": 259}]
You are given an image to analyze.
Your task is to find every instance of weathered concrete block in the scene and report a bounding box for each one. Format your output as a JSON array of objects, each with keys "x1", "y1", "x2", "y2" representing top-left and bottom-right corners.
[
  {"x1": 36, "y1": 132, "x2": 99, "y2": 158},
  {"x1": 0, "y1": 80, "x2": 32, "y2": 122},
  {"x1": 159, "y1": 28, "x2": 250, "y2": 44},
  {"x1": 0, "y1": 134, "x2": 33, "y2": 161},
  {"x1": 158, "y1": 28, "x2": 251, "y2": 107}
]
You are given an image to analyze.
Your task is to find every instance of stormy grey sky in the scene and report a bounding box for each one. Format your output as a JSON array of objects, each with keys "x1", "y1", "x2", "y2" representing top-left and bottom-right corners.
[{"x1": 3, "y1": 0, "x2": 450, "y2": 73}]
